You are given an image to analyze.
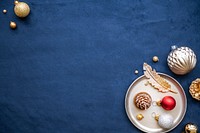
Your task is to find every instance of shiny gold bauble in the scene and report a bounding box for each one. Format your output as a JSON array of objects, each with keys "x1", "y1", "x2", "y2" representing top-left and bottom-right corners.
[
  {"x1": 153, "y1": 56, "x2": 159, "y2": 62},
  {"x1": 167, "y1": 46, "x2": 197, "y2": 75},
  {"x1": 136, "y1": 114, "x2": 144, "y2": 120},
  {"x1": 14, "y1": 1, "x2": 30, "y2": 18},
  {"x1": 185, "y1": 123, "x2": 198, "y2": 133},
  {"x1": 10, "y1": 21, "x2": 17, "y2": 29}
]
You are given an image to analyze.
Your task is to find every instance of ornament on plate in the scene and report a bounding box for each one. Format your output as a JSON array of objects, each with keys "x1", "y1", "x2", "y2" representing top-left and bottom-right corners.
[
  {"x1": 185, "y1": 123, "x2": 198, "y2": 133},
  {"x1": 189, "y1": 78, "x2": 200, "y2": 101},
  {"x1": 156, "y1": 96, "x2": 176, "y2": 110},
  {"x1": 153, "y1": 113, "x2": 174, "y2": 129},
  {"x1": 134, "y1": 92, "x2": 152, "y2": 110},
  {"x1": 10, "y1": 21, "x2": 17, "y2": 29},
  {"x1": 143, "y1": 63, "x2": 177, "y2": 93},
  {"x1": 14, "y1": 1, "x2": 30, "y2": 18},
  {"x1": 167, "y1": 45, "x2": 197, "y2": 75},
  {"x1": 136, "y1": 114, "x2": 144, "y2": 120}
]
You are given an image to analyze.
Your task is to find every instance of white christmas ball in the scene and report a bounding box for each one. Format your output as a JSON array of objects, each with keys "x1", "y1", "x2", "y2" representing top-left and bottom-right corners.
[{"x1": 158, "y1": 114, "x2": 174, "y2": 129}]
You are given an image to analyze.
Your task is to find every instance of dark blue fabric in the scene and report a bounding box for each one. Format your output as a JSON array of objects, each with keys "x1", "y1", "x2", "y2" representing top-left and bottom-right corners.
[{"x1": 0, "y1": 0, "x2": 200, "y2": 132}]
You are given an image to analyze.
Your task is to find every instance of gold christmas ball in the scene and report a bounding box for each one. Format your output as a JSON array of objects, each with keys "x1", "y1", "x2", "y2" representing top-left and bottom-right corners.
[
  {"x1": 3, "y1": 9, "x2": 7, "y2": 14},
  {"x1": 14, "y1": 1, "x2": 30, "y2": 18},
  {"x1": 167, "y1": 46, "x2": 197, "y2": 75},
  {"x1": 189, "y1": 78, "x2": 200, "y2": 101},
  {"x1": 185, "y1": 123, "x2": 198, "y2": 133},
  {"x1": 136, "y1": 114, "x2": 144, "y2": 120},
  {"x1": 10, "y1": 21, "x2": 17, "y2": 29},
  {"x1": 153, "y1": 56, "x2": 159, "y2": 62}
]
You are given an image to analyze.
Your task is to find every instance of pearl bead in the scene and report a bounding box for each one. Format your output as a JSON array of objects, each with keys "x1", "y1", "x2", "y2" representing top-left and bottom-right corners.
[
  {"x1": 135, "y1": 70, "x2": 139, "y2": 74},
  {"x1": 10, "y1": 21, "x2": 17, "y2": 29},
  {"x1": 153, "y1": 56, "x2": 159, "y2": 62},
  {"x1": 3, "y1": 9, "x2": 7, "y2": 14}
]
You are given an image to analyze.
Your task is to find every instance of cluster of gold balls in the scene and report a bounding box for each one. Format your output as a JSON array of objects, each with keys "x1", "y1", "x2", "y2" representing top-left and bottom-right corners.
[{"x1": 3, "y1": 0, "x2": 30, "y2": 29}]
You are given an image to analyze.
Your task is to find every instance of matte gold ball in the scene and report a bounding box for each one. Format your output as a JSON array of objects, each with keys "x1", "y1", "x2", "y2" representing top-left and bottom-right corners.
[
  {"x1": 153, "y1": 56, "x2": 159, "y2": 62},
  {"x1": 3, "y1": 9, "x2": 7, "y2": 14},
  {"x1": 136, "y1": 114, "x2": 144, "y2": 120},
  {"x1": 185, "y1": 123, "x2": 198, "y2": 133},
  {"x1": 10, "y1": 21, "x2": 17, "y2": 29},
  {"x1": 14, "y1": 2, "x2": 30, "y2": 18}
]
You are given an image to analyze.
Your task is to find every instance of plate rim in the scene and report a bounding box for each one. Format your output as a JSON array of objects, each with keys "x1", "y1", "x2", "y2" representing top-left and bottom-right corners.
[{"x1": 125, "y1": 73, "x2": 187, "y2": 133}]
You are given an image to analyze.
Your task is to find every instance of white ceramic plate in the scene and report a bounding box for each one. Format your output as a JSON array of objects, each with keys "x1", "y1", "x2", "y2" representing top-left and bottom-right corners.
[{"x1": 125, "y1": 73, "x2": 187, "y2": 133}]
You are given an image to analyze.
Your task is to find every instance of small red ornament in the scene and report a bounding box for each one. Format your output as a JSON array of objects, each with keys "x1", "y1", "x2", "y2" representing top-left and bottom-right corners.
[{"x1": 157, "y1": 96, "x2": 176, "y2": 110}]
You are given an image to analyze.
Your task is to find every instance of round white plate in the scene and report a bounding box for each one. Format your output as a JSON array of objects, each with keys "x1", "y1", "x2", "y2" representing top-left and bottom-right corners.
[{"x1": 125, "y1": 73, "x2": 187, "y2": 133}]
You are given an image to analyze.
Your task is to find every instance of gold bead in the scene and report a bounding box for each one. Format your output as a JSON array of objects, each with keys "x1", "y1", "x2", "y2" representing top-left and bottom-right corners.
[
  {"x1": 134, "y1": 70, "x2": 139, "y2": 74},
  {"x1": 10, "y1": 21, "x2": 17, "y2": 29},
  {"x1": 3, "y1": 9, "x2": 7, "y2": 14},
  {"x1": 136, "y1": 114, "x2": 144, "y2": 120},
  {"x1": 153, "y1": 56, "x2": 159, "y2": 62},
  {"x1": 14, "y1": 2, "x2": 30, "y2": 18},
  {"x1": 14, "y1": 1, "x2": 19, "y2": 5}
]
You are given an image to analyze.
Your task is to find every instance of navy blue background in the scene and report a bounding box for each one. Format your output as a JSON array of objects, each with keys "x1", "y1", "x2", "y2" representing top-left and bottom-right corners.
[{"x1": 0, "y1": 0, "x2": 200, "y2": 132}]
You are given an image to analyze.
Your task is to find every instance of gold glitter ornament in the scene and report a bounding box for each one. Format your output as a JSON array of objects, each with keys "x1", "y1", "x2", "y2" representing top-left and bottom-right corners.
[
  {"x1": 185, "y1": 123, "x2": 198, "y2": 133},
  {"x1": 3, "y1": 9, "x2": 7, "y2": 14},
  {"x1": 14, "y1": 1, "x2": 30, "y2": 18},
  {"x1": 136, "y1": 114, "x2": 144, "y2": 120},
  {"x1": 10, "y1": 21, "x2": 17, "y2": 29},
  {"x1": 153, "y1": 56, "x2": 159, "y2": 62},
  {"x1": 189, "y1": 78, "x2": 200, "y2": 101}
]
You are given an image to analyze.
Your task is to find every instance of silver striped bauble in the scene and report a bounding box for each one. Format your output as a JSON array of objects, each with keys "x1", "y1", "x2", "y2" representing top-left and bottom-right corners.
[{"x1": 167, "y1": 46, "x2": 197, "y2": 75}]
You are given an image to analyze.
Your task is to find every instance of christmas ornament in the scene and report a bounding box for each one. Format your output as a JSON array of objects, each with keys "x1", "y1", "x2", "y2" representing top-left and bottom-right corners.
[
  {"x1": 167, "y1": 46, "x2": 197, "y2": 75},
  {"x1": 136, "y1": 114, "x2": 144, "y2": 120},
  {"x1": 189, "y1": 78, "x2": 200, "y2": 101},
  {"x1": 10, "y1": 21, "x2": 17, "y2": 29},
  {"x1": 3, "y1": 9, "x2": 7, "y2": 14},
  {"x1": 134, "y1": 92, "x2": 152, "y2": 110},
  {"x1": 134, "y1": 70, "x2": 139, "y2": 74},
  {"x1": 14, "y1": 1, "x2": 30, "y2": 18},
  {"x1": 154, "y1": 114, "x2": 174, "y2": 129},
  {"x1": 153, "y1": 56, "x2": 159, "y2": 62},
  {"x1": 143, "y1": 63, "x2": 177, "y2": 93},
  {"x1": 157, "y1": 96, "x2": 176, "y2": 110},
  {"x1": 185, "y1": 123, "x2": 198, "y2": 133}
]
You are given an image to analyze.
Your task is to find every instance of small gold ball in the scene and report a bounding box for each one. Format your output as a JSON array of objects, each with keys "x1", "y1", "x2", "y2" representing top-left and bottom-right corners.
[
  {"x1": 136, "y1": 114, "x2": 144, "y2": 120},
  {"x1": 3, "y1": 9, "x2": 7, "y2": 14},
  {"x1": 14, "y1": 1, "x2": 19, "y2": 5},
  {"x1": 10, "y1": 21, "x2": 17, "y2": 29},
  {"x1": 153, "y1": 56, "x2": 159, "y2": 62},
  {"x1": 134, "y1": 70, "x2": 139, "y2": 74}
]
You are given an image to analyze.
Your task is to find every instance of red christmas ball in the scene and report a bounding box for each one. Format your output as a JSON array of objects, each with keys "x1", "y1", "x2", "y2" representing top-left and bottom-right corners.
[{"x1": 161, "y1": 96, "x2": 176, "y2": 110}]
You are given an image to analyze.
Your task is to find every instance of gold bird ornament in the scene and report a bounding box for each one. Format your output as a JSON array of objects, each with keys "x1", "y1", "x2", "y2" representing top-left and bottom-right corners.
[{"x1": 14, "y1": 1, "x2": 30, "y2": 18}]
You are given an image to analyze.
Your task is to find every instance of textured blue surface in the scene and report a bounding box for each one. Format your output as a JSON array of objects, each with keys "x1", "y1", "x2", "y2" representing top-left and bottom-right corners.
[{"x1": 0, "y1": 0, "x2": 200, "y2": 132}]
